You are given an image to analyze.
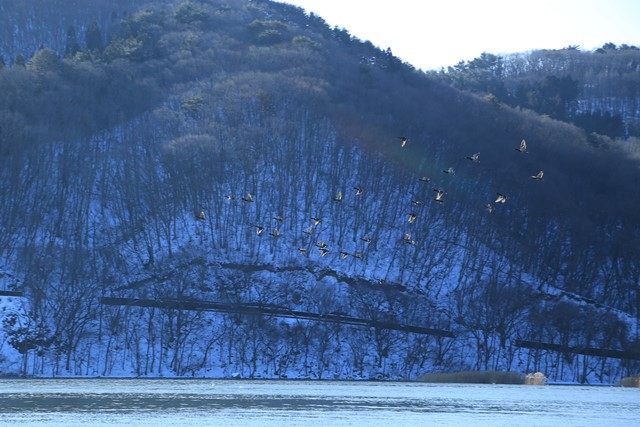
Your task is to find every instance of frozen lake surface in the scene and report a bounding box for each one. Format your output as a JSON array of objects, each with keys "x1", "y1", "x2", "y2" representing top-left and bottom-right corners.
[{"x1": 0, "y1": 379, "x2": 638, "y2": 426}]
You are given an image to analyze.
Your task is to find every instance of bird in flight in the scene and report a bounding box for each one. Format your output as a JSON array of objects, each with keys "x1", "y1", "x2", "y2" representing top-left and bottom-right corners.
[
  {"x1": 402, "y1": 233, "x2": 416, "y2": 245},
  {"x1": 316, "y1": 241, "x2": 328, "y2": 249},
  {"x1": 242, "y1": 192, "x2": 253, "y2": 203},
  {"x1": 333, "y1": 191, "x2": 343, "y2": 202},
  {"x1": 274, "y1": 215, "x2": 284, "y2": 223},
  {"x1": 515, "y1": 139, "x2": 527, "y2": 153},
  {"x1": 408, "y1": 213, "x2": 417, "y2": 224},
  {"x1": 354, "y1": 187, "x2": 365, "y2": 196},
  {"x1": 270, "y1": 228, "x2": 281, "y2": 238},
  {"x1": 495, "y1": 193, "x2": 508, "y2": 204},
  {"x1": 224, "y1": 195, "x2": 236, "y2": 201},
  {"x1": 298, "y1": 247, "x2": 308, "y2": 255},
  {"x1": 255, "y1": 225, "x2": 265, "y2": 236},
  {"x1": 353, "y1": 251, "x2": 364, "y2": 260},
  {"x1": 339, "y1": 251, "x2": 350, "y2": 260},
  {"x1": 531, "y1": 170, "x2": 544, "y2": 180},
  {"x1": 311, "y1": 217, "x2": 322, "y2": 226},
  {"x1": 411, "y1": 199, "x2": 423, "y2": 206},
  {"x1": 399, "y1": 136, "x2": 409, "y2": 148},
  {"x1": 433, "y1": 189, "x2": 445, "y2": 203},
  {"x1": 443, "y1": 167, "x2": 455, "y2": 175},
  {"x1": 418, "y1": 176, "x2": 431, "y2": 183},
  {"x1": 466, "y1": 152, "x2": 480, "y2": 163},
  {"x1": 195, "y1": 210, "x2": 205, "y2": 221},
  {"x1": 485, "y1": 203, "x2": 493, "y2": 214},
  {"x1": 319, "y1": 247, "x2": 330, "y2": 257},
  {"x1": 361, "y1": 235, "x2": 372, "y2": 243}
]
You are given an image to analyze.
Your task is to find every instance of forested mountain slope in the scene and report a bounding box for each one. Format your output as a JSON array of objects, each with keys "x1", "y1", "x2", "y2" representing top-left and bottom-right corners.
[
  {"x1": 0, "y1": 0, "x2": 148, "y2": 63},
  {"x1": 438, "y1": 46, "x2": 640, "y2": 138},
  {"x1": 0, "y1": 0, "x2": 638, "y2": 382}
]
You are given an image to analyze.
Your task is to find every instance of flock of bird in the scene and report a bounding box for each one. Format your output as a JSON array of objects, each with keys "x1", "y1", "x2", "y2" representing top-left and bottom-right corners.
[{"x1": 194, "y1": 136, "x2": 544, "y2": 261}]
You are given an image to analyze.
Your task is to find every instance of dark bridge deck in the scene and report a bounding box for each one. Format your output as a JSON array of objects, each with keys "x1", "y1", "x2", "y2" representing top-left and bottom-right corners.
[
  {"x1": 0, "y1": 290, "x2": 23, "y2": 297},
  {"x1": 101, "y1": 297, "x2": 455, "y2": 338},
  {"x1": 515, "y1": 339, "x2": 640, "y2": 361}
]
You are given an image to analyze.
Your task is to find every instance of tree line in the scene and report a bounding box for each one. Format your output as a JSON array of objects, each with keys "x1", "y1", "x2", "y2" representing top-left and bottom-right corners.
[{"x1": 435, "y1": 45, "x2": 640, "y2": 138}]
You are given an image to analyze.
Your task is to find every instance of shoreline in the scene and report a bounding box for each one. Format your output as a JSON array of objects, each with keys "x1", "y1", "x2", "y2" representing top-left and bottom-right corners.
[{"x1": 0, "y1": 376, "x2": 619, "y2": 386}]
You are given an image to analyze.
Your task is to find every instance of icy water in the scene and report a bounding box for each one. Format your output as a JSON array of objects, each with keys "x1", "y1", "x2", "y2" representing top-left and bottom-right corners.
[{"x1": 0, "y1": 379, "x2": 638, "y2": 426}]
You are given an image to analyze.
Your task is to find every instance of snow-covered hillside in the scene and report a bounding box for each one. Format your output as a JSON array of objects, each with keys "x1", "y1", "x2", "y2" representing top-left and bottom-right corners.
[{"x1": 0, "y1": 0, "x2": 638, "y2": 383}]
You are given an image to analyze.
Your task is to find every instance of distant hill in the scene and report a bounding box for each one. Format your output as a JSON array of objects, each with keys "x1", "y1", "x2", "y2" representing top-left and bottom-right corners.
[
  {"x1": 0, "y1": 0, "x2": 638, "y2": 382},
  {"x1": 437, "y1": 45, "x2": 640, "y2": 138}
]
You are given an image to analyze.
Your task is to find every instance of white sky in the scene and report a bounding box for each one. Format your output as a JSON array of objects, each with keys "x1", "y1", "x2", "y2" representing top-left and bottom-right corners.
[{"x1": 276, "y1": 0, "x2": 640, "y2": 70}]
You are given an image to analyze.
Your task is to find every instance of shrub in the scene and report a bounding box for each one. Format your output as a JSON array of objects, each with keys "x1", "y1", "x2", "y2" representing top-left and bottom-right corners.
[
  {"x1": 257, "y1": 30, "x2": 284, "y2": 45},
  {"x1": 175, "y1": 2, "x2": 209, "y2": 24},
  {"x1": 181, "y1": 95, "x2": 205, "y2": 113},
  {"x1": 27, "y1": 48, "x2": 62, "y2": 74},
  {"x1": 247, "y1": 19, "x2": 287, "y2": 33},
  {"x1": 620, "y1": 376, "x2": 640, "y2": 387},
  {"x1": 418, "y1": 371, "x2": 524, "y2": 384},
  {"x1": 246, "y1": 20, "x2": 288, "y2": 45},
  {"x1": 104, "y1": 37, "x2": 144, "y2": 61},
  {"x1": 292, "y1": 36, "x2": 320, "y2": 50}
]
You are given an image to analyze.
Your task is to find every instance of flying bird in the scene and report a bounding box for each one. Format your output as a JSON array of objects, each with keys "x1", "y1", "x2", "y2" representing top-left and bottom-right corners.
[
  {"x1": 443, "y1": 167, "x2": 455, "y2": 175},
  {"x1": 354, "y1": 187, "x2": 365, "y2": 196},
  {"x1": 319, "y1": 247, "x2": 330, "y2": 257},
  {"x1": 466, "y1": 152, "x2": 480, "y2": 162},
  {"x1": 255, "y1": 225, "x2": 265, "y2": 236},
  {"x1": 303, "y1": 225, "x2": 314, "y2": 235},
  {"x1": 333, "y1": 191, "x2": 343, "y2": 202},
  {"x1": 274, "y1": 215, "x2": 284, "y2": 223},
  {"x1": 433, "y1": 189, "x2": 445, "y2": 203},
  {"x1": 411, "y1": 199, "x2": 423, "y2": 206},
  {"x1": 485, "y1": 203, "x2": 493, "y2": 214},
  {"x1": 311, "y1": 217, "x2": 322, "y2": 226},
  {"x1": 270, "y1": 228, "x2": 281, "y2": 238},
  {"x1": 418, "y1": 176, "x2": 431, "y2": 183},
  {"x1": 195, "y1": 210, "x2": 206, "y2": 221},
  {"x1": 242, "y1": 192, "x2": 253, "y2": 203},
  {"x1": 407, "y1": 213, "x2": 417, "y2": 224},
  {"x1": 515, "y1": 139, "x2": 527, "y2": 153},
  {"x1": 361, "y1": 235, "x2": 372, "y2": 243},
  {"x1": 339, "y1": 251, "x2": 350, "y2": 260},
  {"x1": 353, "y1": 251, "x2": 364, "y2": 260},
  {"x1": 531, "y1": 170, "x2": 544, "y2": 180},
  {"x1": 402, "y1": 233, "x2": 416, "y2": 245},
  {"x1": 399, "y1": 136, "x2": 409, "y2": 147},
  {"x1": 495, "y1": 193, "x2": 507, "y2": 204},
  {"x1": 316, "y1": 241, "x2": 328, "y2": 249},
  {"x1": 224, "y1": 195, "x2": 236, "y2": 201},
  {"x1": 298, "y1": 247, "x2": 308, "y2": 255}
]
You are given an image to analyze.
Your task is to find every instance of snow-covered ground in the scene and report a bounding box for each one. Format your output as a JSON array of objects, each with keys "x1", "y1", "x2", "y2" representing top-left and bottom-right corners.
[
  {"x1": 0, "y1": 294, "x2": 26, "y2": 374},
  {"x1": 0, "y1": 114, "x2": 635, "y2": 383}
]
